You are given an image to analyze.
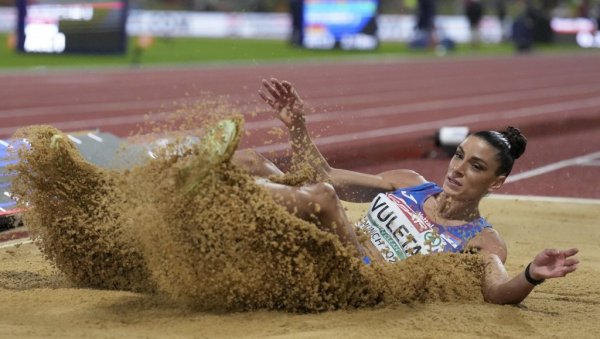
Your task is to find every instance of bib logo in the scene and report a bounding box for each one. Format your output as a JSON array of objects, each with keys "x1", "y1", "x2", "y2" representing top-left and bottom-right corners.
[
  {"x1": 387, "y1": 193, "x2": 433, "y2": 233},
  {"x1": 424, "y1": 231, "x2": 442, "y2": 248},
  {"x1": 400, "y1": 190, "x2": 418, "y2": 205}
]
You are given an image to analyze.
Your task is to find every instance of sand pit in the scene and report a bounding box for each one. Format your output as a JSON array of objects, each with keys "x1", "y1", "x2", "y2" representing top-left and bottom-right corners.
[
  {"x1": 1, "y1": 102, "x2": 598, "y2": 336},
  {"x1": 1, "y1": 197, "x2": 598, "y2": 338}
]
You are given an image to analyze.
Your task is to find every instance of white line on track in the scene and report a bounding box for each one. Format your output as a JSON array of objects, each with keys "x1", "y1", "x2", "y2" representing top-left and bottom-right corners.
[
  {"x1": 506, "y1": 151, "x2": 600, "y2": 183},
  {"x1": 3, "y1": 81, "x2": 600, "y2": 132},
  {"x1": 253, "y1": 75, "x2": 600, "y2": 115},
  {"x1": 312, "y1": 82, "x2": 600, "y2": 120},
  {"x1": 254, "y1": 97, "x2": 600, "y2": 153},
  {"x1": 67, "y1": 134, "x2": 82, "y2": 144},
  {"x1": 0, "y1": 238, "x2": 32, "y2": 249},
  {"x1": 0, "y1": 114, "x2": 156, "y2": 136},
  {"x1": 0, "y1": 99, "x2": 170, "y2": 119},
  {"x1": 487, "y1": 193, "x2": 600, "y2": 205},
  {"x1": 87, "y1": 132, "x2": 104, "y2": 142},
  {"x1": 246, "y1": 83, "x2": 600, "y2": 130},
  {"x1": 580, "y1": 160, "x2": 600, "y2": 167}
]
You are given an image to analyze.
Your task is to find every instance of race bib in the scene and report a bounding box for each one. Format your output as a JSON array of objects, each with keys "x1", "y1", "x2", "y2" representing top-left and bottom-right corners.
[{"x1": 357, "y1": 193, "x2": 445, "y2": 263}]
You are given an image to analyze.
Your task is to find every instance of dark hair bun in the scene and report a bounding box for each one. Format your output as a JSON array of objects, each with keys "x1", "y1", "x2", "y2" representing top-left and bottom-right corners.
[{"x1": 502, "y1": 126, "x2": 527, "y2": 159}]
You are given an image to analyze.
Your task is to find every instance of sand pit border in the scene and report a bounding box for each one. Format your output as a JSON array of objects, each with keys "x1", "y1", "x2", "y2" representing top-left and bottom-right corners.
[{"x1": 488, "y1": 194, "x2": 600, "y2": 205}]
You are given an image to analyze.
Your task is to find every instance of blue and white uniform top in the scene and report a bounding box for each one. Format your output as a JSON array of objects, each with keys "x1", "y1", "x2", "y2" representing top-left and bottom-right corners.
[{"x1": 356, "y1": 182, "x2": 492, "y2": 263}]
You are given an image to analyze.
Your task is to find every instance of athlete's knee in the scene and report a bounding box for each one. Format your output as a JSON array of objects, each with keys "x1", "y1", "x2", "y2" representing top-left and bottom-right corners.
[
  {"x1": 305, "y1": 182, "x2": 339, "y2": 211},
  {"x1": 232, "y1": 149, "x2": 259, "y2": 167},
  {"x1": 232, "y1": 149, "x2": 277, "y2": 175}
]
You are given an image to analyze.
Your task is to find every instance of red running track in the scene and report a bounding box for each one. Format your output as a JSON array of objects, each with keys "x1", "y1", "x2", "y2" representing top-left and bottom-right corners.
[{"x1": 1, "y1": 54, "x2": 599, "y2": 199}]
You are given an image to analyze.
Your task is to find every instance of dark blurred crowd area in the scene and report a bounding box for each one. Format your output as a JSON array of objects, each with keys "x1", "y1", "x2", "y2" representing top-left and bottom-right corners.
[
  {"x1": 1, "y1": 0, "x2": 596, "y2": 24},
  {"x1": 1, "y1": 0, "x2": 594, "y2": 19}
]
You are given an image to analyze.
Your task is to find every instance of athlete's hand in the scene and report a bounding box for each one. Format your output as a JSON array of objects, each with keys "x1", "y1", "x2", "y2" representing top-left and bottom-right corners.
[
  {"x1": 259, "y1": 78, "x2": 306, "y2": 128},
  {"x1": 529, "y1": 248, "x2": 579, "y2": 280}
]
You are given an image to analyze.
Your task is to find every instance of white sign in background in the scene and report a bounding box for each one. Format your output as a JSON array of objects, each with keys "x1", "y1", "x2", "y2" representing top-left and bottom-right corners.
[{"x1": 125, "y1": 10, "x2": 503, "y2": 44}]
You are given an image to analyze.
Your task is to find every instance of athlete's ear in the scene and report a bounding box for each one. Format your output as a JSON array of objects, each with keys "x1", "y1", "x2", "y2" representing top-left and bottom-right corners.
[{"x1": 488, "y1": 175, "x2": 506, "y2": 193}]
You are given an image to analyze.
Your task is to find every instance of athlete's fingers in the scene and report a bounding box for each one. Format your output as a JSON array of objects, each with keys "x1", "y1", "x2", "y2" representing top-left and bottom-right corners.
[
  {"x1": 281, "y1": 81, "x2": 294, "y2": 97},
  {"x1": 543, "y1": 248, "x2": 560, "y2": 257},
  {"x1": 563, "y1": 258, "x2": 579, "y2": 267},
  {"x1": 562, "y1": 248, "x2": 579, "y2": 257},
  {"x1": 269, "y1": 78, "x2": 285, "y2": 96},
  {"x1": 262, "y1": 79, "x2": 280, "y2": 100},
  {"x1": 281, "y1": 81, "x2": 298, "y2": 102},
  {"x1": 258, "y1": 90, "x2": 275, "y2": 108},
  {"x1": 558, "y1": 264, "x2": 578, "y2": 276},
  {"x1": 272, "y1": 79, "x2": 288, "y2": 97}
]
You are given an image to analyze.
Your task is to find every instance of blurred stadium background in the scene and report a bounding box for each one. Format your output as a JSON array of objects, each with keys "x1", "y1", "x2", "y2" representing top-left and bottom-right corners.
[{"x1": 1, "y1": 0, "x2": 599, "y2": 62}]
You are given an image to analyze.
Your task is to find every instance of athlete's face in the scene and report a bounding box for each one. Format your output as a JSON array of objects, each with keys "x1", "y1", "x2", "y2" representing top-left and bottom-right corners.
[{"x1": 442, "y1": 136, "x2": 506, "y2": 201}]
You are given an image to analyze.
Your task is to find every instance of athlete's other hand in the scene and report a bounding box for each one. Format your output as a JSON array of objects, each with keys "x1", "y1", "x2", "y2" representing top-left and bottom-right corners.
[
  {"x1": 529, "y1": 248, "x2": 579, "y2": 281},
  {"x1": 259, "y1": 78, "x2": 305, "y2": 128}
]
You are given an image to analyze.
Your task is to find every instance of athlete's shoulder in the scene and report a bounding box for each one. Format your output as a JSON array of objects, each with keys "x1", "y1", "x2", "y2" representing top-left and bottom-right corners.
[
  {"x1": 377, "y1": 169, "x2": 428, "y2": 190},
  {"x1": 469, "y1": 228, "x2": 507, "y2": 263}
]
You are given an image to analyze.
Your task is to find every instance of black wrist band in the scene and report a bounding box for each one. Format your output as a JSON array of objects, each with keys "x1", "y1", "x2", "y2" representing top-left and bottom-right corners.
[{"x1": 525, "y1": 262, "x2": 545, "y2": 286}]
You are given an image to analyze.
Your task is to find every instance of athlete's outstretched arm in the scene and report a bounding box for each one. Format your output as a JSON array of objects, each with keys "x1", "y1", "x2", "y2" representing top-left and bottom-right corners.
[
  {"x1": 258, "y1": 78, "x2": 329, "y2": 178},
  {"x1": 258, "y1": 78, "x2": 423, "y2": 202},
  {"x1": 481, "y1": 248, "x2": 579, "y2": 304}
]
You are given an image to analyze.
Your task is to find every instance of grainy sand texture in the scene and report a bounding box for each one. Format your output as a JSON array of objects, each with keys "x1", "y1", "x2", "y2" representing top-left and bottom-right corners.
[
  {"x1": 1, "y1": 110, "x2": 598, "y2": 338},
  {"x1": 1, "y1": 198, "x2": 598, "y2": 338}
]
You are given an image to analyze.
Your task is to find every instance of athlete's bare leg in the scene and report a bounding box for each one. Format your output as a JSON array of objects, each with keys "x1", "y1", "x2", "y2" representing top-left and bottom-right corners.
[
  {"x1": 256, "y1": 179, "x2": 366, "y2": 256},
  {"x1": 232, "y1": 149, "x2": 283, "y2": 177},
  {"x1": 234, "y1": 150, "x2": 384, "y2": 263}
]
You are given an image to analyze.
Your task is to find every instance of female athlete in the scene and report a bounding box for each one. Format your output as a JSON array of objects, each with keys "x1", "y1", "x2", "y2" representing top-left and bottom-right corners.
[{"x1": 232, "y1": 78, "x2": 580, "y2": 305}]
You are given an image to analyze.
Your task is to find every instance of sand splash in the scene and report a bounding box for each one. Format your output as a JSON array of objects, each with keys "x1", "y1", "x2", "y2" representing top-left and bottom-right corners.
[
  {"x1": 8, "y1": 99, "x2": 485, "y2": 312},
  {"x1": 10, "y1": 126, "x2": 153, "y2": 293}
]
